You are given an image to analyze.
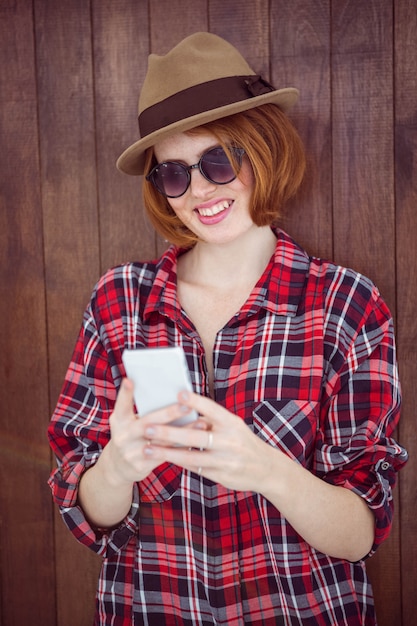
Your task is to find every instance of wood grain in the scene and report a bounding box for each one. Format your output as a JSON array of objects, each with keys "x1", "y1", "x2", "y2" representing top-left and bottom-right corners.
[
  {"x1": 394, "y1": 1, "x2": 417, "y2": 625},
  {"x1": 34, "y1": 0, "x2": 101, "y2": 623},
  {"x1": 0, "y1": 0, "x2": 56, "y2": 623},
  {"x1": 270, "y1": 0, "x2": 333, "y2": 260}
]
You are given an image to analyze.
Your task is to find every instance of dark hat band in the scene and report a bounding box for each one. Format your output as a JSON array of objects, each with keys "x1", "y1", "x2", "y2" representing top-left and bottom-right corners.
[{"x1": 138, "y1": 74, "x2": 275, "y2": 138}]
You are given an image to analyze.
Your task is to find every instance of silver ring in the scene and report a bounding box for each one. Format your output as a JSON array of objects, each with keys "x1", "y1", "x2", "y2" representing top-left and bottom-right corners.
[
  {"x1": 207, "y1": 431, "x2": 213, "y2": 450},
  {"x1": 197, "y1": 466, "x2": 202, "y2": 476}
]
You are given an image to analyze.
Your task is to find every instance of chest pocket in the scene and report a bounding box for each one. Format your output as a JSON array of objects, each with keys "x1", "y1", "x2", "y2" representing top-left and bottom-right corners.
[{"x1": 252, "y1": 399, "x2": 319, "y2": 465}]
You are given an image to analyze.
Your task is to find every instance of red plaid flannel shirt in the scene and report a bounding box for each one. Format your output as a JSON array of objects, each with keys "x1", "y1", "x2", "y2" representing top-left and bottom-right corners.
[{"x1": 48, "y1": 229, "x2": 407, "y2": 625}]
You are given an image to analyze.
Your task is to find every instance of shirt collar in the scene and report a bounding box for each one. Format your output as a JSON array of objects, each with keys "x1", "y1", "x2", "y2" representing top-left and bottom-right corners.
[
  {"x1": 142, "y1": 245, "x2": 181, "y2": 322},
  {"x1": 143, "y1": 228, "x2": 310, "y2": 322},
  {"x1": 254, "y1": 228, "x2": 310, "y2": 318}
]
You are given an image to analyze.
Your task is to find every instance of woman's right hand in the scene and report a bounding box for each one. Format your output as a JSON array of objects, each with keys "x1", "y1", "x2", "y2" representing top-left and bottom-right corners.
[
  {"x1": 78, "y1": 378, "x2": 204, "y2": 528},
  {"x1": 106, "y1": 378, "x2": 161, "y2": 485}
]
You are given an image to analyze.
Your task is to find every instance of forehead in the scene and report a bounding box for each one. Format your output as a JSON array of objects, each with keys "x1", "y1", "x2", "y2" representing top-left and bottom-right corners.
[{"x1": 153, "y1": 130, "x2": 219, "y2": 162}]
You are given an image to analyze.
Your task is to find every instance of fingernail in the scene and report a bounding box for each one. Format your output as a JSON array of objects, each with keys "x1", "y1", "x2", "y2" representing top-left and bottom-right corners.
[
  {"x1": 179, "y1": 390, "x2": 189, "y2": 401},
  {"x1": 145, "y1": 426, "x2": 156, "y2": 438}
]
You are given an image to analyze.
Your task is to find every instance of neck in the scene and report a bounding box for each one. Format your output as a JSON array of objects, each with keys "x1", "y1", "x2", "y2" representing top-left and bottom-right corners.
[{"x1": 178, "y1": 226, "x2": 277, "y2": 288}]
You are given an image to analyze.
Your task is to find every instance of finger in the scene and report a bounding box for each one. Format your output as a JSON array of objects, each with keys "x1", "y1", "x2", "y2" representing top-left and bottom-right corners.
[
  {"x1": 178, "y1": 391, "x2": 232, "y2": 427},
  {"x1": 140, "y1": 401, "x2": 194, "y2": 427},
  {"x1": 143, "y1": 419, "x2": 210, "y2": 450},
  {"x1": 191, "y1": 418, "x2": 209, "y2": 431},
  {"x1": 149, "y1": 442, "x2": 212, "y2": 471}
]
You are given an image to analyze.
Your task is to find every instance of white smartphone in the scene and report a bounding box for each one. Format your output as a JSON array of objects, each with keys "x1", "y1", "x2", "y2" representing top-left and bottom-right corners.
[{"x1": 122, "y1": 346, "x2": 198, "y2": 426}]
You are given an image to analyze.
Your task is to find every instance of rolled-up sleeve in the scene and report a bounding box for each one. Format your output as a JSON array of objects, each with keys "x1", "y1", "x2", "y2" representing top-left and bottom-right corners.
[
  {"x1": 316, "y1": 285, "x2": 408, "y2": 554},
  {"x1": 47, "y1": 283, "x2": 140, "y2": 557}
]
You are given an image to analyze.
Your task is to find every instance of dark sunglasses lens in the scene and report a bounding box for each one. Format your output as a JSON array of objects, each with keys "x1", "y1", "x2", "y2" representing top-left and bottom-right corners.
[
  {"x1": 148, "y1": 146, "x2": 243, "y2": 197},
  {"x1": 201, "y1": 147, "x2": 239, "y2": 184},
  {"x1": 152, "y1": 163, "x2": 189, "y2": 197}
]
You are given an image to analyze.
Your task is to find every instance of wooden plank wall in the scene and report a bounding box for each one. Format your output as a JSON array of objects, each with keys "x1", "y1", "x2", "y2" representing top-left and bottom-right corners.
[{"x1": 0, "y1": 1, "x2": 415, "y2": 624}]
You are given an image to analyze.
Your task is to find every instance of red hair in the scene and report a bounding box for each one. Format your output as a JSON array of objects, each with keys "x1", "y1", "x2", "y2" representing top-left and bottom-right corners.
[{"x1": 142, "y1": 104, "x2": 306, "y2": 247}]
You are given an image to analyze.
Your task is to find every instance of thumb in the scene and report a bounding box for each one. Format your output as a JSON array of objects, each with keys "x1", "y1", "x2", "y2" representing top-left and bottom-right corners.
[{"x1": 113, "y1": 378, "x2": 136, "y2": 422}]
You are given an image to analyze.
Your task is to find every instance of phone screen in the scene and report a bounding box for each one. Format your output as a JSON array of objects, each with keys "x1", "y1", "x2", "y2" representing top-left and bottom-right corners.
[{"x1": 122, "y1": 346, "x2": 198, "y2": 425}]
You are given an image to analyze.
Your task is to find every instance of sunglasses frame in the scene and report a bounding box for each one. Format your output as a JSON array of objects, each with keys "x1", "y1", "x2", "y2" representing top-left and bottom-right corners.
[{"x1": 145, "y1": 145, "x2": 245, "y2": 198}]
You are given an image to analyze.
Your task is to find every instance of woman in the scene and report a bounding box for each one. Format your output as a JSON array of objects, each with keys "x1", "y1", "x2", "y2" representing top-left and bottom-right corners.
[{"x1": 48, "y1": 32, "x2": 407, "y2": 625}]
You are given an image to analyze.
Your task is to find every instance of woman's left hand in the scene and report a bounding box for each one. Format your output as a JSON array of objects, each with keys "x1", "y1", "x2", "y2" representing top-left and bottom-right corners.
[
  {"x1": 143, "y1": 390, "x2": 273, "y2": 492},
  {"x1": 142, "y1": 390, "x2": 375, "y2": 561}
]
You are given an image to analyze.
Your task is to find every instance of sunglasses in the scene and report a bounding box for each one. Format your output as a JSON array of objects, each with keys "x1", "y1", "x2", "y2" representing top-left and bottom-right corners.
[{"x1": 146, "y1": 145, "x2": 245, "y2": 198}]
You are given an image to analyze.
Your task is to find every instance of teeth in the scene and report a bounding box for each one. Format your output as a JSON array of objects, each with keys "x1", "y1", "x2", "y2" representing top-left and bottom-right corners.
[{"x1": 198, "y1": 201, "x2": 230, "y2": 217}]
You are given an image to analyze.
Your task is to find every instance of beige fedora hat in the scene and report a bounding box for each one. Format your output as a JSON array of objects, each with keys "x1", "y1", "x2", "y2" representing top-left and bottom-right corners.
[{"x1": 116, "y1": 32, "x2": 299, "y2": 176}]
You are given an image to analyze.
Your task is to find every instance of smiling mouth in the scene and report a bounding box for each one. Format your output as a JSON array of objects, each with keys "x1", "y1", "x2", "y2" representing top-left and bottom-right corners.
[{"x1": 196, "y1": 200, "x2": 232, "y2": 217}]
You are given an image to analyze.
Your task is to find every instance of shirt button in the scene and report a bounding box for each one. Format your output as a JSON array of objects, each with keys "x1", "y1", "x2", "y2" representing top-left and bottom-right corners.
[{"x1": 381, "y1": 461, "x2": 390, "y2": 471}]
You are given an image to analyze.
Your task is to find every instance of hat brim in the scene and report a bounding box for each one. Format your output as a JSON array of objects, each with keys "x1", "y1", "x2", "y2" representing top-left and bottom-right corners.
[{"x1": 116, "y1": 87, "x2": 299, "y2": 176}]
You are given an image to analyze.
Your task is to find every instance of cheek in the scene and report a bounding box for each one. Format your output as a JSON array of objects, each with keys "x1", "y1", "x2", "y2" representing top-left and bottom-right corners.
[
  {"x1": 238, "y1": 160, "x2": 255, "y2": 190},
  {"x1": 167, "y1": 198, "x2": 189, "y2": 221}
]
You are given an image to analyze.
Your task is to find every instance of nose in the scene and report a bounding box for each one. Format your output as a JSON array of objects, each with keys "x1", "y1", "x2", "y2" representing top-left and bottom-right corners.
[{"x1": 188, "y1": 165, "x2": 216, "y2": 197}]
